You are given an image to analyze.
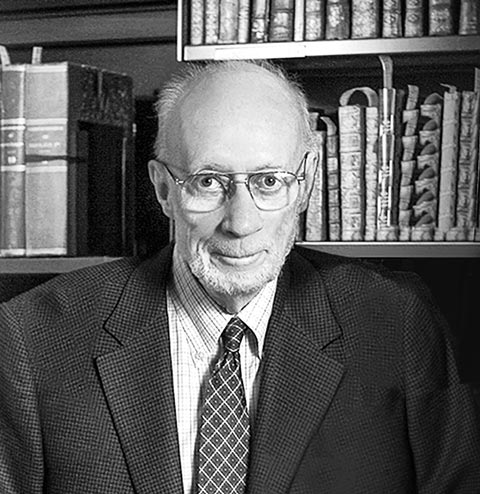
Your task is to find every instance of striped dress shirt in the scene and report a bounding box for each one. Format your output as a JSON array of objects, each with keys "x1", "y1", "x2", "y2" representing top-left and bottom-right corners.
[{"x1": 167, "y1": 248, "x2": 277, "y2": 494}]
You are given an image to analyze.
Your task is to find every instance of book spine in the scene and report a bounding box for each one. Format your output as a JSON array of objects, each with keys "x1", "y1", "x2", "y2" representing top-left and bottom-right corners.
[
  {"x1": 459, "y1": 0, "x2": 480, "y2": 35},
  {"x1": 351, "y1": 0, "x2": 380, "y2": 39},
  {"x1": 205, "y1": 0, "x2": 220, "y2": 43},
  {"x1": 190, "y1": 0, "x2": 205, "y2": 45},
  {"x1": 251, "y1": 0, "x2": 270, "y2": 41},
  {"x1": 219, "y1": 0, "x2": 239, "y2": 43},
  {"x1": 325, "y1": 0, "x2": 350, "y2": 40},
  {"x1": 429, "y1": 0, "x2": 454, "y2": 36},
  {"x1": 410, "y1": 93, "x2": 443, "y2": 241},
  {"x1": 294, "y1": 0, "x2": 305, "y2": 41},
  {"x1": 269, "y1": 0, "x2": 295, "y2": 41},
  {"x1": 455, "y1": 90, "x2": 480, "y2": 240},
  {"x1": 404, "y1": 0, "x2": 425, "y2": 37},
  {"x1": 320, "y1": 116, "x2": 341, "y2": 240},
  {"x1": 305, "y1": 130, "x2": 327, "y2": 240},
  {"x1": 364, "y1": 105, "x2": 379, "y2": 240},
  {"x1": 436, "y1": 86, "x2": 461, "y2": 240},
  {"x1": 0, "y1": 65, "x2": 27, "y2": 257},
  {"x1": 382, "y1": 0, "x2": 403, "y2": 38},
  {"x1": 304, "y1": 0, "x2": 326, "y2": 40},
  {"x1": 338, "y1": 104, "x2": 365, "y2": 240},
  {"x1": 238, "y1": 0, "x2": 251, "y2": 42},
  {"x1": 25, "y1": 118, "x2": 69, "y2": 256}
]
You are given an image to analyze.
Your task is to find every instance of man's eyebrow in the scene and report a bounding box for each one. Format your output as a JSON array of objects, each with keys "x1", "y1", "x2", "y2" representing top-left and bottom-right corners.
[{"x1": 191, "y1": 162, "x2": 284, "y2": 173}]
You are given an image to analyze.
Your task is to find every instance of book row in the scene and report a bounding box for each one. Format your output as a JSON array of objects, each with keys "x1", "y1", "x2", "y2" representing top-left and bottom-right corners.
[
  {"x1": 300, "y1": 63, "x2": 480, "y2": 242},
  {"x1": 0, "y1": 46, "x2": 135, "y2": 258},
  {"x1": 188, "y1": 0, "x2": 479, "y2": 46}
]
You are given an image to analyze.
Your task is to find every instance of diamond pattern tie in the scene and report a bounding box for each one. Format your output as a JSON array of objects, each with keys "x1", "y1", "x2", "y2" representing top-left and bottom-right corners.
[{"x1": 197, "y1": 317, "x2": 250, "y2": 494}]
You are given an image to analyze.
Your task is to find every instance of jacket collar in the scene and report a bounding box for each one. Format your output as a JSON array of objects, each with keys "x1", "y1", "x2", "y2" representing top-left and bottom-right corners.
[{"x1": 94, "y1": 245, "x2": 344, "y2": 493}]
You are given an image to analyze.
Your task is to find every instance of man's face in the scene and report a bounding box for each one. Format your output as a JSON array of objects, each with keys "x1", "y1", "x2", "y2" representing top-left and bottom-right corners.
[{"x1": 153, "y1": 70, "x2": 307, "y2": 305}]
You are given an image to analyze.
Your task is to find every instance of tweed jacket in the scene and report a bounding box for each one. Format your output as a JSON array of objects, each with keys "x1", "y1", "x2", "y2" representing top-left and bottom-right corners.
[{"x1": 0, "y1": 245, "x2": 479, "y2": 493}]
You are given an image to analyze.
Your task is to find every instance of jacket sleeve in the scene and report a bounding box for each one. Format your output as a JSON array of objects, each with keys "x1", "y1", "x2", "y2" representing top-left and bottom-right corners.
[
  {"x1": 401, "y1": 275, "x2": 480, "y2": 493},
  {"x1": 0, "y1": 302, "x2": 44, "y2": 493}
]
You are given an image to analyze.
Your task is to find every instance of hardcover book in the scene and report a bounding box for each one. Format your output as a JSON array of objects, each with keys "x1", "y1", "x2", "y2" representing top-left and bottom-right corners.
[
  {"x1": 205, "y1": 0, "x2": 220, "y2": 43},
  {"x1": 436, "y1": 85, "x2": 461, "y2": 241},
  {"x1": 269, "y1": 0, "x2": 295, "y2": 41},
  {"x1": 338, "y1": 88, "x2": 368, "y2": 241},
  {"x1": 238, "y1": 0, "x2": 251, "y2": 42},
  {"x1": 351, "y1": 0, "x2": 380, "y2": 39},
  {"x1": 429, "y1": 0, "x2": 454, "y2": 36},
  {"x1": 305, "y1": 129, "x2": 327, "y2": 240},
  {"x1": 325, "y1": 0, "x2": 350, "y2": 40},
  {"x1": 251, "y1": 0, "x2": 270, "y2": 41},
  {"x1": 459, "y1": 0, "x2": 480, "y2": 35},
  {"x1": 404, "y1": 0, "x2": 425, "y2": 37},
  {"x1": 320, "y1": 115, "x2": 341, "y2": 241},
  {"x1": 305, "y1": 0, "x2": 326, "y2": 40},
  {"x1": 454, "y1": 80, "x2": 480, "y2": 240},
  {"x1": 0, "y1": 58, "x2": 27, "y2": 256},
  {"x1": 23, "y1": 59, "x2": 134, "y2": 257},
  {"x1": 218, "y1": 0, "x2": 239, "y2": 43},
  {"x1": 382, "y1": 0, "x2": 403, "y2": 38},
  {"x1": 190, "y1": 0, "x2": 205, "y2": 44}
]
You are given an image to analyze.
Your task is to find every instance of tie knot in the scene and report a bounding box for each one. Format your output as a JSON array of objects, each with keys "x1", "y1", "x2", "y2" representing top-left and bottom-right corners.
[{"x1": 222, "y1": 317, "x2": 247, "y2": 353}]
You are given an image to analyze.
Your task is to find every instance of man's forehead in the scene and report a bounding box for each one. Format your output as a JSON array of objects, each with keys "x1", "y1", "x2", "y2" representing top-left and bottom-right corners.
[{"x1": 179, "y1": 67, "x2": 295, "y2": 114}]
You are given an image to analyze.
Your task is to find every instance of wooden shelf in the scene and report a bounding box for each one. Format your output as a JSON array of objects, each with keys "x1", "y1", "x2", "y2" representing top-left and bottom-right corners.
[
  {"x1": 182, "y1": 35, "x2": 480, "y2": 62},
  {"x1": 0, "y1": 257, "x2": 120, "y2": 274},
  {"x1": 297, "y1": 242, "x2": 480, "y2": 258}
]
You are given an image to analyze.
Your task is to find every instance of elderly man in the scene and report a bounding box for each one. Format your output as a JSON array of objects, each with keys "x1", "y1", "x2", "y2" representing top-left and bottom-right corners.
[{"x1": 1, "y1": 60, "x2": 479, "y2": 493}]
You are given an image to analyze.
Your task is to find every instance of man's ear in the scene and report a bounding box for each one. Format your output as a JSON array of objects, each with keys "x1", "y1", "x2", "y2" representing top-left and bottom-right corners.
[
  {"x1": 148, "y1": 159, "x2": 174, "y2": 218},
  {"x1": 297, "y1": 150, "x2": 319, "y2": 213}
]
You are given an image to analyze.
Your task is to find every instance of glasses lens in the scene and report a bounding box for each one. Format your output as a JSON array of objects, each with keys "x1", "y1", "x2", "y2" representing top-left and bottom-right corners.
[
  {"x1": 249, "y1": 172, "x2": 298, "y2": 211},
  {"x1": 181, "y1": 174, "x2": 227, "y2": 212}
]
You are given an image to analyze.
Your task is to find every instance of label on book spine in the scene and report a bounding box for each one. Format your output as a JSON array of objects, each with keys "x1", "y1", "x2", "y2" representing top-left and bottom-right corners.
[{"x1": 0, "y1": 64, "x2": 27, "y2": 257}]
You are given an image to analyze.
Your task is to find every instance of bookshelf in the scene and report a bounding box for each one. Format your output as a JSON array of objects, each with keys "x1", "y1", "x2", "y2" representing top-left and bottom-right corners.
[{"x1": 176, "y1": 4, "x2": 480, "y2": 384}]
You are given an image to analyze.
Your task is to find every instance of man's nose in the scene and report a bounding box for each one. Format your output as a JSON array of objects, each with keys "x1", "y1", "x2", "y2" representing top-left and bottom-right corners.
[{"x1": 220, "y1": 182, "x2": 263, "y2": 237}]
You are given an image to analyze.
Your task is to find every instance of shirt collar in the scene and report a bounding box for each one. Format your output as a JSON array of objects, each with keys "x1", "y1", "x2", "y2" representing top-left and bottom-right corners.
[{"x1": 170, "y1": 246, "x2": 277, "y2": 358}]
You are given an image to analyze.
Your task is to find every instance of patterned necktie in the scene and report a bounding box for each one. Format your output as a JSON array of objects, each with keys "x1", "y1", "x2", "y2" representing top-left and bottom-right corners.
[{"x1": 197, "y1": 317, "x2": 250, "y2": 494}]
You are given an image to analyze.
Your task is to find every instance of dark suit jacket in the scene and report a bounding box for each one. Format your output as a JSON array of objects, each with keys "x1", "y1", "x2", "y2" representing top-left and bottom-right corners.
[{"x1": 0, "y1": 245, "x2": 479, "y2": 493}]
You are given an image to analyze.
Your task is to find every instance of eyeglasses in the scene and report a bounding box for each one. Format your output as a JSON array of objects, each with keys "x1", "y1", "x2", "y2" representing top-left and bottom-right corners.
[{"x1": 159, "y1": 154, "x2": 307, "y2": 213}]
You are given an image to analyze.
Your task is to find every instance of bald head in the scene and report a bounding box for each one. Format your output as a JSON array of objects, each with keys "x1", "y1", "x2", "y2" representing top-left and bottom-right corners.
[{"x1": 154, "y1": 60, "x2": 314, "y2": 163}]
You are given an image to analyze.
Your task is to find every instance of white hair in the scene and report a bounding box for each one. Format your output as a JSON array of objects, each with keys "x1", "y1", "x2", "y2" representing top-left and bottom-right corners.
[{"x1": 153, "y1": 60, "x2": 315, "y2": 161}]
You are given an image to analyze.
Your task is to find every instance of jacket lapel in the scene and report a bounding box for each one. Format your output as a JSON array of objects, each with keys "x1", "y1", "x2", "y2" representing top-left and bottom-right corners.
[
  {"x1": 94, "y1": 247, "x2": 184, "y2": 493},
  {"x1": 248, "y1": 251, "x2": 345, "y2": 494}
]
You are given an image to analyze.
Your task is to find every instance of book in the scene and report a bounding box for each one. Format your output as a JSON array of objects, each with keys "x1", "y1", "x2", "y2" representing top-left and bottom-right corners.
[
  {"x1": 325, "y1": 0, "x2": 350, "y2": 40},
  {"x1": 382, "y1": 0, "x2": 402, "y2": 38},
  {"x1": 305, "y1": 0, "x2": 326, "y2": 40},
  {"x1": 338, "y1": 88, "x2": 368, "y2": 241},
  {"x1": 377, "y1": 56, "x2": 403, "y2": 241},
  {"x1": 305, "y1": 129, "x2": 327, "y2": 240},
  {"x1": 320, "y1": 115, "x2": 341, "y2": 241},
  {"x1": 251, "y1": 0, "x2": 270, "y2": 41},
  {"x1": 269, "y1": 0, "x2": 295, "y2": 41},
  {"x1": 205, "y1": 0, "x2": 220, "y2": 43},
  {"x1": 436, "y1": 85, "x2": 461, "y2": 241},
  {"x1": 0, "y1": 50, "x2": 27, "y2": 256},
  {"x1": 189, "y1": 0, "x2": 204, "y2": 45},
  {"x1": 404, "y1": 0, "x2": 425, "y2": 37},
  {"x1": 351, "y1": 0, "x2": 380, "y2": 39},
  {"x1": 238, "y1": 0, "x2": 251, "y2": 42},
  {"x1": 294, "y1": 0, "x2": 306, "y2": 40},
  {"x1": 399, "y1": 84, "x2": 420, "y2": 240},
  {"x1": 429, "y1": 0, "x2": 454, "y2": 36},
  {"x1": 218, "y1": 0, "x2": 239, "y2": 43},
  {"x1": 23, "y1": 59, "x2": 134, "y2": 257},
  {"x1": 459, "y1": 0, "x2": 480, "y2": 35},
  {"x1": 454, "y1": 76, "x2": 480, "y2": 240}
]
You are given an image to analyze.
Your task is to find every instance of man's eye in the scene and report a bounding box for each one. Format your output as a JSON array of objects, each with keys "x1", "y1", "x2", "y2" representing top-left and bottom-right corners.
[
  {"x1": 256, "y1": 174, "x2": 283, "y2": 190},
  {"x1": 192, "y1": 175, "x2": 223, "y2": 191}
]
